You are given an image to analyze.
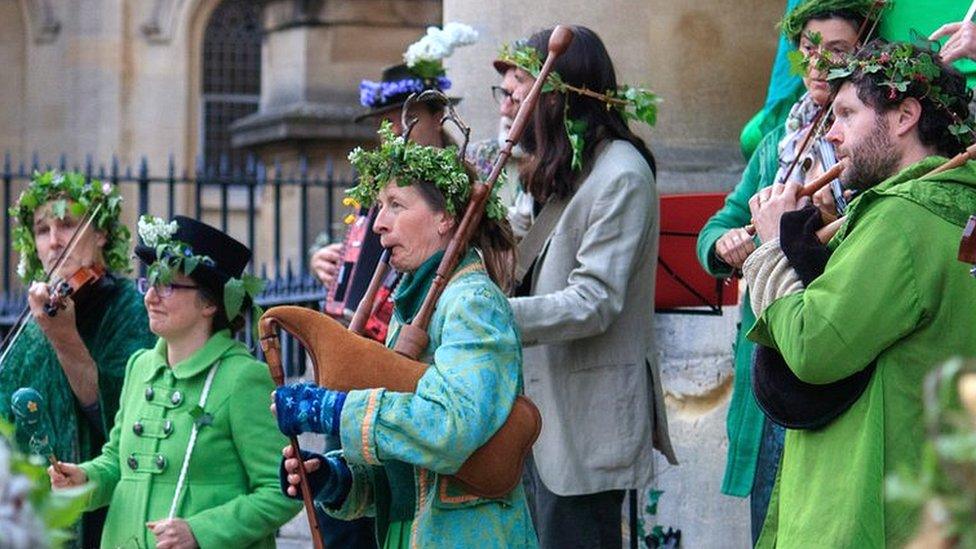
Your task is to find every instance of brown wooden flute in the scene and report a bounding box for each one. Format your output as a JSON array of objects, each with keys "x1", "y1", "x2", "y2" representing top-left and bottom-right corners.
[
  {"x1": 392, "y1": 25, "x2": 575, "y2": 358},
  {"x1": 743, "y1": 159, "x2": 848, "y2": 236}
]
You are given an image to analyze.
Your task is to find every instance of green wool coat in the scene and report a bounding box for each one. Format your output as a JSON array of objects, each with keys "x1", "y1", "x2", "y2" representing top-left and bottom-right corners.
[
  {"x1": 79, "y1": 331, "x2": 301, "y2": 548},
  {"x1": 696, "y1": 126, "x2": 784, "y2": 497},
  {"x1": 751, "y1": 157, "x2": 976, "y2": 547}
]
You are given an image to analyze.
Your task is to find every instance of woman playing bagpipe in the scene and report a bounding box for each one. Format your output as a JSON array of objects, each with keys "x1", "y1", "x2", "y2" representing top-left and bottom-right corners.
[
  {"x1": 48, "y1": 216, "x2": 300, "y2": 548},
  {"x1": 271, "y1": 118, "x2": 538, "y2": 548},
  {"x1": 0, "y1": 170, "x2": 156, "y2": 547}
]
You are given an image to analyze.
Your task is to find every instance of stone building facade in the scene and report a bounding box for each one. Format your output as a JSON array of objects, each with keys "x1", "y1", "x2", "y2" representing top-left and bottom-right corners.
[{"x1": 0, "y1": 0, "x2": 788, "y2": 546}]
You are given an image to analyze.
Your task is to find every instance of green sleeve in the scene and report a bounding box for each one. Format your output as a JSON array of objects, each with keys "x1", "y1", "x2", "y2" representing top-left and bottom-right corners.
[
  {"x1": 323, "y1": 460, "x2": 377, "y2": 521},
  {"x1": 696, "y1": 128, "x2": 782, "y2": 277},
  {"x1": 79, "y1": 350, "x2": 147, "y2": 509},
  {"x1": 747, "y1": 200, "x2": 922, "y2": 384},
  {"x1": 185, "y1": 362, "x2": 301, "y2": 548}
]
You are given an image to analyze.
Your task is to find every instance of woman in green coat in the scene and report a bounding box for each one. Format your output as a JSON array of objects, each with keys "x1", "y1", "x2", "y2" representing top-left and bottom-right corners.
[{"x1": 49, "y1": 215, "x2": 300, "y2": 549}]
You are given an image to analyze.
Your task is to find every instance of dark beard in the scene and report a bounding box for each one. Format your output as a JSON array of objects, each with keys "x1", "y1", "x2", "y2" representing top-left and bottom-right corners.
[{"x1": 841, "y1": 118, "x2": 900, "y2": 191}]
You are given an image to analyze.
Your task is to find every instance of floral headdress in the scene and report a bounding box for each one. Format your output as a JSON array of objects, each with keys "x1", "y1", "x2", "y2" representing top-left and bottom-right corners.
[
  {"x1": 827, "y1": 40, "x2": 976, "y2": 143},
  {"x1": 10, "y1": 170, "x2": 130, "y2": 283},
  {"x1": 346, "y1": 120, "x2": 507, "y2": 221},
  {"x1": 495, "y1": 41, "x2": 660, "y2": 171},
  {"x1": 137, "y1": 215, "x2": 265, "y2": 322},
  {"x1": 359, "y1": 22, "x2": 478, "y2": 109}
]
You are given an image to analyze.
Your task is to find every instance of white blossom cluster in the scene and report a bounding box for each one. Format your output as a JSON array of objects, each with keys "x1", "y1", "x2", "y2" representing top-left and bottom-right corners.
[
  {"x1": 403, "y1": 22, "x2": 478, "y2": 67},
  {"x1": 0, "y1": 441, "x2": 48, "y2": 549},
  {"x1": 138, "y1": 215, "x2": 179, "y2": 247}
]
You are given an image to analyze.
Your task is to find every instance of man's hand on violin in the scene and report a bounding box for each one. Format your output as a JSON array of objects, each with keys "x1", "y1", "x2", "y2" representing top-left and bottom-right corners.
[
  {"x1": 749, "y1": 182, "x2": 805, "y2": 243},
  {"x1": 931, "y1": 21, "x2": 976, "y2": 64},
  {"x1": 715, "y1": 228, "x2": 756, "y2": 269},
  {"x1": 27, "y1": 281, "x2": 79, "y2": 341}
]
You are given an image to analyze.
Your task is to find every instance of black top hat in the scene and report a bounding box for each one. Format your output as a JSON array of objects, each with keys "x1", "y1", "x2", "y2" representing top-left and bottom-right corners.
[
  {"x1": 134, "y1": 216, "x2": 252, "y2": 302},
  {"x1": 354, "y1": 63, "x2": 461, "y2": 123}
]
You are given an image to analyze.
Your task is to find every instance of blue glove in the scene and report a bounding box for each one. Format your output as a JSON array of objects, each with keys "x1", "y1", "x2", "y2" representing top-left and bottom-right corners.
[
  {"x1": 279, "y1": 449, "x2": 352, "y2": 509},
  {"x1": 275, "y1": 382, "x2": 346, "y2": 437}
]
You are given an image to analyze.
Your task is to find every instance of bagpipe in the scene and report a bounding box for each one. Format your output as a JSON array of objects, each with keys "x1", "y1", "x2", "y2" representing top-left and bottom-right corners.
[{"x1": 259, "y1": 26, "x2": 575, "y2": 548}]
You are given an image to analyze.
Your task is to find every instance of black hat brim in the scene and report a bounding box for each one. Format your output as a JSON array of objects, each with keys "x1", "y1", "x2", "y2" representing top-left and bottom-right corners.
[{"x1": 751, "y1": 344, "x2": 875, "y2": 430}]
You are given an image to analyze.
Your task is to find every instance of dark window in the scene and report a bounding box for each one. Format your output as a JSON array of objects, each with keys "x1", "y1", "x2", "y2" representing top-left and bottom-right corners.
[{"x1": 201, "y1": 0, "x2": 261, "y2": 173}]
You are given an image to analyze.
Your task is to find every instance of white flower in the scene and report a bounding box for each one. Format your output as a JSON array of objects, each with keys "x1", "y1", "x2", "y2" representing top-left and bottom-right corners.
[
  {"x1": 404, "y1": 21, "x2": 478, "y2": 66},
  {"x1": 15, "y1": 256, "x2": 27, "y2": 279},
  {"x1": 441, "y1": 22, "x2": 478, "y2": 47},
  {"x1": 138, "y1": 215, "x2": 178, "y2": 247}
]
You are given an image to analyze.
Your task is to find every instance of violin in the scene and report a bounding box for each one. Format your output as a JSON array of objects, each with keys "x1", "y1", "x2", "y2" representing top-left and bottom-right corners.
[{"x1": 43, "y1": 264, "x2": 107, "y2": 316}]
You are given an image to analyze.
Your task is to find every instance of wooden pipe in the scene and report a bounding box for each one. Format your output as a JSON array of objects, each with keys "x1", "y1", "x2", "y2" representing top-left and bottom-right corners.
[
  {"x1": 744, "y1": 160, "x2": 848, "y2": 236},
  {"x1": 261, "y1": 323, "x2": 325, "y2": 549},
  {"x1": 394, "y1": 24, "x2": 575, "y2": 358}
]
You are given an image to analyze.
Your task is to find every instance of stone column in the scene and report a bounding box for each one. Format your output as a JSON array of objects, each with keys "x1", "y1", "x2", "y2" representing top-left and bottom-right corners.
[{"x1": 231, "y1": 0, "x2": 442, "y2": 274}]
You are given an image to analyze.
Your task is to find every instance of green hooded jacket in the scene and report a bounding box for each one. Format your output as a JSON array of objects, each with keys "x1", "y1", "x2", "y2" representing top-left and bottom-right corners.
[{"x1": 750, "y1": 157, "x2": 976, "y2": 547}]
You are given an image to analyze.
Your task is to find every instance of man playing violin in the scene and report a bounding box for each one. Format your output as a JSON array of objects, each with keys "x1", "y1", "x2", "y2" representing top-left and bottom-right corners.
[
  {"x1": 0, "y1": 170, "x2": 155, "y2": 547},
  {"x1": 744, "y1": 41, "x2": 976, "y2": 547}
]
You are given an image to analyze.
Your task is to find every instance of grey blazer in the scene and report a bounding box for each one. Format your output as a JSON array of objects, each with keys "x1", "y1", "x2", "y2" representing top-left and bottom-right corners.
[{"x1": 510, "y1": 140, "x2": 677, "y2": 496}]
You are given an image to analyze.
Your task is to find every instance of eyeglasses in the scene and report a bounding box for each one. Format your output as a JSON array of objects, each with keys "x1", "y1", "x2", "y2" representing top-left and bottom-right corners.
[
  {"x1": 137, "y1": 277, "x2": 200, "y2": 298},
  {"x1": 491, "y1": 85, "x2": 519, "y2": 106}
]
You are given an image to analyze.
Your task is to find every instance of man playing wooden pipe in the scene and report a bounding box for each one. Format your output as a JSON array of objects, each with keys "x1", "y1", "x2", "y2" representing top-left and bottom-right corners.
[
  {"x1": 0, "y1": 170, "x2": 155, "y2": 547},
  {"x1": 743, "y1": 40, "x2": 976, "y2": 547}
]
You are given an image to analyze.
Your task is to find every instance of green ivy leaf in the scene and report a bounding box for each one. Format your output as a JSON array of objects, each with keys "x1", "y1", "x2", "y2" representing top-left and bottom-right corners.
[{"x1": 224, "y1": 278, "x2": 246, "y2": 321}]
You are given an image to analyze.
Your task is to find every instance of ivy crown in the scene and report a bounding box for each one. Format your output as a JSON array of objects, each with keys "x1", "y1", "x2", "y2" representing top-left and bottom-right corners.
[
  {"x1": 346, "y1": 120, "x2": 508, "y2": 221},
  {"x1": 779, "y1": 0, "x2": 879, "y2": 45},
  {"x1": 10, "y1": 170, "x2": 130, "y2": 283},
  {"x1": 495, "y1": 41, "x2": 660, "y2": 171},
  {"x1": 827, "y1": 39, "x2": 976, "y2": 147}
]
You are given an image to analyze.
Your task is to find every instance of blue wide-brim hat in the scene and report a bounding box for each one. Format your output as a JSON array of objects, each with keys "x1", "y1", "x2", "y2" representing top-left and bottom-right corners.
[{"x1": 134, "y1": 215, "x2": 251, "y2": 299}]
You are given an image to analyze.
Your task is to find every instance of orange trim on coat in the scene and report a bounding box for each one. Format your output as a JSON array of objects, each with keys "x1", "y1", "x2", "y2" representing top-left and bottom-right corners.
[
  {"x1": 411, "y1": 468, "x2": 430, "y2": 549},
  {"x1": 438, "y1": 476, "x2": 480, "y2": 504},
  {"x1": 361, "y1": 389, "x2": 381, "y2": 465}
]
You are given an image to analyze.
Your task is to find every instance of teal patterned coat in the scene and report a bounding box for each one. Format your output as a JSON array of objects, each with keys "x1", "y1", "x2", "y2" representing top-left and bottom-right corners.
[{"x1": 326, "y1": 250, "x2": 537, "y2": 548}]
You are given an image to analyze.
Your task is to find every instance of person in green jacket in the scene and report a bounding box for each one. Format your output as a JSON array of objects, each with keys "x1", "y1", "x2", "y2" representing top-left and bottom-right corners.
[
  {"x1": 48, "y1": 215, "x2": 300, "y2": 549},
  {"x1": 696, "y1": 0, "x2": 872, "y2": 541},
  {"x1": 0, "y1": 170, "x2": 155, "y2": 547},
  {"x1": 275, "y1": 122, "x2": 537, "y2": 548},
  {"x1": 744, "y1": 40, "x2": 976, "y2": 547}
]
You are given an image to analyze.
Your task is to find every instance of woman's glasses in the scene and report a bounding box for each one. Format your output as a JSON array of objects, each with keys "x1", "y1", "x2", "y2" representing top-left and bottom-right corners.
[
  {"x1": 137, "y1": 277, "x2": 200, "y2": 298},
  {"x1": 491, "y1": 85, "x2": 519, "y2": 106}
]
